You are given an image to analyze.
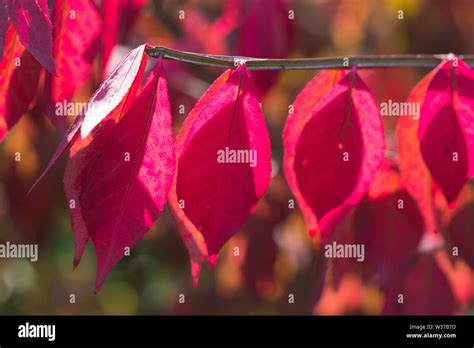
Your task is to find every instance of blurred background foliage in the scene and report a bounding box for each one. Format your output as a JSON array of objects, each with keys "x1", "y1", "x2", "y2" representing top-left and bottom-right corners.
[{"x1": 0, "y1": 0, "x2": 473, "y2": 315}]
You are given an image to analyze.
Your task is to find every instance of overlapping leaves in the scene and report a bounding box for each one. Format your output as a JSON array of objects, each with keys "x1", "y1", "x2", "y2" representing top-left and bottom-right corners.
[{"x1": 0, "y1": 0, "x2": 473, "y2": 298}]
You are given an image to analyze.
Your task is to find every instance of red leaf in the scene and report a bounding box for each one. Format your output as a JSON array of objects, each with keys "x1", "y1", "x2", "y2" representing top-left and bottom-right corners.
[
  {"x1": 168, "y1": 71, "x2": 231, "y2": 286},
  {"x1": 418, "y1": 56, "x2": 474, "y2": 204},
  {"x1": 242, "y1": 194, "x2": 289, "y2": 297},
  {"x1": 328, "y1": 162, "x2": 418, "y2": 289},
  {"x1": 0, "y1": 21, "x2": 41, "y2": 142},
  {"x1": 81, "y1": 44, "x2": 148, "y2": 138},
  {"x1": 397, "y1": 68, "x2": 439, "y2": 234},
  {"x1": 283, "y1": 68, "x2": 385, "y2": 241},
  {"x1": 67, "y1": 58, "x2": 174, "y2": 291},
  {"x1": 328, "y1": 214, "x2": 368, "y2": 290},
  {"x1": 178, "y1": 2, "x2": 239, "y2": 55},
  {"x1": 382, "y1": 254, "x2": 456, "y2": 315},
  {"x1": 170, "y1": 64, "x2": 271, "y2": 282},
  {"x1": 237, "y1": 0, "x2": 294, "y2": 96},
  {"x1": 283, "y1": 70, "x2": 346, "y2": 238},
  {"x1": 61, "y1": 45, "x2": 147, "y2": 274},
  {"x1": 7, "y1": 0, "x2": 55, "y2": 73},
  {"x1": 243, "y1": 214, "x2": 278, "y2": 296},
  {"x1": 101, "y1": 0, "x2": 148, "y2": 73},
  {"x1": 446, "y1": 202, "x2": 474, "y2": 269},
  {"x1": 30, "y1": 44, "x2": 148, "y2": 193},
  {"x1": 46, "y1": 0, "x2": 101, "y2": 129},
  {"x1": 353, "y1": 190, "x2": 424, "y2": 288},
  {"x1": 0, "y1": 0, "x2": 7, "y2": 55}
]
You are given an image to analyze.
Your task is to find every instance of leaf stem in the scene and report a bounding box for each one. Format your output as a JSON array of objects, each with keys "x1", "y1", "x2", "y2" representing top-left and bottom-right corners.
[{"x1": 146, "y1": 46, "x2": 474, "y2": 70}]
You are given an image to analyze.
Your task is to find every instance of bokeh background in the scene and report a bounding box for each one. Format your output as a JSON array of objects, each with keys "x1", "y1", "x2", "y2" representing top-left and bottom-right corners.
[{"x1": 0, "y1": 0, "x2": 473, "y2": 315}]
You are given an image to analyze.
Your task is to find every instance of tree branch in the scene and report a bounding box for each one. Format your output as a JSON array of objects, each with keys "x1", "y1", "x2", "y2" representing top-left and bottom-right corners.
[{"x1": 146, "y1": 46, "x2": 474, "y2": 70}]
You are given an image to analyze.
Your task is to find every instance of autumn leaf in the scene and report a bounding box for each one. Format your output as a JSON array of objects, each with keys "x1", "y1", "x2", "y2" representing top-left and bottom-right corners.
[
  {"x1": 80, "y1": 44, "x2": 149, "y2": 138},
  {"x1": 353, "y1": 190, "x2": 424, "y2": 288},
  {"x1": 30, "y1": 44, "x2": 149, "y2": 193},
  {"x1": 283, "y1": 68, "x2": 385, "y2": 241},
  {"x1": 283, "y1": 69, "x2": 346, "y2": 238},
  {"x1": 397, "y1": 68, "x2": 439, "y2": 234},
  {"x1": 329, "y1": 162, "x2": 424, "y2": 289},
  {"x1": 0, "y1": 0, "x2": 7, "y2": 55},
  {"x1": 168, "y1": 70, "x2": 231, "y2": 286},
  {"x1": 66, "y1": 58, "x2": 174, "y2": 291},
  {"x1": 382, "y1": 254, "x2": 456, "y2": 315},
  {"x1": 446, "y1": 202, "x2": 474, "y2": 269},
  {"x1": 7, "y1": 0, "x2": 55, "y2": 73},
  {"x1": 45, "y1": 0, "x2": 101, "y2": 129},
  {"x1": 170, "y1": 64, "x2": 271, "y2": 284},
  {"x1": 237, "y1": 0, "x2": 294, "y2": 96},
  {"x1": 101, "y1": 0, "x2": 148, "y2": 74},
  {"x1": 0, "y1": 21, "x2": 41, "y2": 142},
  {"x1": 418, "y1": 55, "x2": 474, "y2": 204}
]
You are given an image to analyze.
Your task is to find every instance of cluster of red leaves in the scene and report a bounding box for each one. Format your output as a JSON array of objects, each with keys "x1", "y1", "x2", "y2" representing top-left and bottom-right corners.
[
  {"x1": 0, "y1": 2, "x2": 473, "y2": 305},
  {"x1": 314, "y1": 58, "x2": 474, "y2": 314},
  {"x1": 0, "y1": 0, "x2": 146, "y2": 138}
]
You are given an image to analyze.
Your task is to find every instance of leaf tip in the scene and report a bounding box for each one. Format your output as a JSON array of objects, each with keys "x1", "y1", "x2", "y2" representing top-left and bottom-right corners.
[
  {"x1": 94, "y1": 277, "x2": 105, "y2": 294},
  {"x1": 46, "y1": 60, "x2": 57, "y2": 75},
  {"x1": 191, "y1": 261, "x2": 201, "y2": 288},
  {"x1": 72, "y1": 257, "x2": 80, "y2": 270},
  {"x1": 208, "y1": 254, "x2": 218, "y2": 271}
]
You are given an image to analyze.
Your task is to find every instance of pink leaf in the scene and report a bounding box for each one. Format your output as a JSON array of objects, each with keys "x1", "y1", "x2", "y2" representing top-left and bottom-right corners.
[
  {"x1": 7, "y1": 0, "x2": 55, "y2": 73},
  {"x1": 67, "y1": 58, "x2": 175, "y2": 291},
  {"x1": 397, "y1": 68, "x2": 440, "y2": 234},
  {"x1": 353, "y1": 190, "x2": 424, "y2": 288},
  {"x1": 64, "y1": 119, "x2": 101, "y2": 269},
  {"x1": 446, "y1": 202, "x2": 474, "y2": 269},
  {"x1": 0, "y1": 0, "x2": 7, "y2": 55},
  {"x1": 81, "y1": 44, "x2": 148, "y2": 138},
  {"x1": 170, "y1": 65, "x2": 271, "y2": 281},
  {"x1": 46, "y1": 0, "x2": 101, "y2": 129},
  {"x1": 168, "y1": 71, "x2": 232, "y2": 286},
  {"x1": 237, "y1": 0, "x2": 294, "y2": 96},
  {"x1": 283, "y1": 68, "x2": 385, "y2": 241},
  {"x1": 283, "y1": 69, "x2": 347, "y2": 238},
  {"x1": 382, "y1": 254, "x2": 456, "y2": 315},
  {"x1": 30, "y1": 44, "x2": 148, "y2": 193},
  {"x1": 242, "y1": 197, "x2": 288, "y2": 296},
  {"x1": 0, "y1": 21, "x2": 41, "y2": 142},
  {"x1": 101, "y1": 0, "x2": 148, "y2": 73},
  {"x1": 177, "y1": 2, "x2": 239, "y2": 55},
  {"x1": 418, "y1": 56, "x2": 474, "y2": 204},
  {"x1": 328, "y1": 162, "x2": 422, "y2": 289}
]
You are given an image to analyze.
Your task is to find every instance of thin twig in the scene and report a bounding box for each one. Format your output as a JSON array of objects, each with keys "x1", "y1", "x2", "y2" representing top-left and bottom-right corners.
[{"x1": 146, "y1": 46, "x2": 474, "y2": 70}]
